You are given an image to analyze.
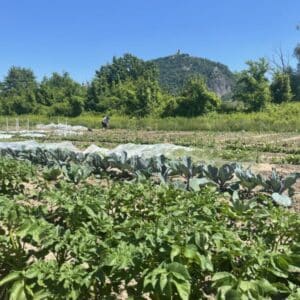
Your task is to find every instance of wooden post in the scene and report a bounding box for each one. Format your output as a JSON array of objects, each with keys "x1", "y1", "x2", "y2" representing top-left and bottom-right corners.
[
  {"x1": 6, "y1": 117, "x2": 8, "y2": 132},
  {"x1": 16, "y1": 118, "x2": 19, "y2": 131}
]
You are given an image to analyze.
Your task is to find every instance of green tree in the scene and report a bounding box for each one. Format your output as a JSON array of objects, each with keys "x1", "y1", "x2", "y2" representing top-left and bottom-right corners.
[
  {"x1": 270, "y1": 72, "x2": 293, "y2": 103},
  {"x1": 162, "y1": 76, "x2": 221, "y2": 117},
  {"x1": 87, "y1": 53, "x2": 162, "y2": 116},
  {"x1": 0, "y1": 66, "x2": 37, "y2": 114},
  {"x1": 294, "y1": 44, "x2": 300, "y2": 72},
  {"x1": 233, "y1": 58, "x2": 271, "y2": 111},
  {"x1": 290, "y1": 45, "x2": 300, "y2": 100},
  {"x1": 36, "y1": 72, "x2": 86, "y2": 117}
]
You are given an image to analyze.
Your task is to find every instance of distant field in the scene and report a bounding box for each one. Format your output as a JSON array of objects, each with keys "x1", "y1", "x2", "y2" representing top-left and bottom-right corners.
[{"x1": 0, "y1": 102, "x2": 299, "y2": 132}]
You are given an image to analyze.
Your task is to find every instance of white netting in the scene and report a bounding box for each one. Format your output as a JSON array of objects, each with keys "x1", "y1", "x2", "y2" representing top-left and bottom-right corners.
[
  {"x1": 110, "y1": 143, "x2": 192, "y2": 158},
  {"x1": 0, "y1": 141, "x2": 192, "y2": 158},
  {"x1": 0, "y1": 141, "x2": 39, "y2": 150},
  {"x1": 35, "y1": 124, "x2": 88, "y2": 136},
  {"x1": 0, "y1": 134, "x2": 13, "y2": 139},
  {"x1": 83, "y1": 144, "x2": 110, "y2": 156},
  {"x1": 36, "y1": 123, "x2": 88, "y2": 131},
  {"x1": 0, "y1": 141, "x2": 79, "y2": 152},
  {"x1": 20, "y1": 133, "x2": 46, "y2": 138},
  {"x1": 0, "y1": 124, "x2": 88, "y2": 139}
]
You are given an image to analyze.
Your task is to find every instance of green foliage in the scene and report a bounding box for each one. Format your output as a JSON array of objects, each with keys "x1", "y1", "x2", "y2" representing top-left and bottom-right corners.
[
  {"x1": 234, "y1": 58, "x2": 271, "y2": 111},
  {"x1": 0, "y1": 52, "x2": 299, "y2": 118},
  {"x1": 0, "y1": 67, "x2": 38, "y2": 114},
  {"x1": 1, "y1": 101, "x2": 299, "y2": 132},
  {"x1": 287, "y1": 65, "x2": 300, "y2": 101},
  {"x1": 36, "y1": 72, "x2": 86, "y2": 117},
  {"x1": 87, "y1": 54, "x2": 162, "y2": 116},
  {"x1": 0, "y1": 67, "x2": 37, "y2": 96},
  {"x1": 0, "y1": 69, "x2": 86, "y2": 117},
  {"x1": 270, "y1": 71, "x2": 293, "y2": 104},
  {"x1": 0, "y1": 166, "x2": 299, "y2": 299},
  {"x1": 162, "y1": 77, "x2": 221, "y2": 117},
  {"x1": 1, "y1": 148, "x2": 299, "y2": 207},
  {"x1": 152, "y1": 53, "x2": 235, "y2": 97},
  {"x1": 282, "y1": 154, "x2": 300, "y2": 165},
  {"x1": 0, "y1": 158, "x2": 34, "y2": 195}
]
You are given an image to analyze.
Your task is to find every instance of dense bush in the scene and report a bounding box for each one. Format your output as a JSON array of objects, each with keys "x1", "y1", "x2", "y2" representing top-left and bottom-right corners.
[
  {"x1": 233, "y1": 59, "x2": 271, "y2": 111},
  {"x1": 270, "y1": 72, "x2": 293, "y2": 104}
]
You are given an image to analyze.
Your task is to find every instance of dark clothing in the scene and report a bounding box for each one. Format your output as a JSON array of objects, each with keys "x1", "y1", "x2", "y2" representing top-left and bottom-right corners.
[
  {"x1": 102, "y1": 121, "x2": 108, "y2": 129},
  {"x1": 102, "y1": 116, "x2": 109, "y2": 129}
]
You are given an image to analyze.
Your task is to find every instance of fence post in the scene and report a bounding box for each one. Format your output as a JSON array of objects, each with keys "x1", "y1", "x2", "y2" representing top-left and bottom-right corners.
[
  {"x1": 6, "y1": 117, "x2": 8, "y2": 132},
  {"x1": 16, "y1": 118, "x2": 19, "y2": 131}
]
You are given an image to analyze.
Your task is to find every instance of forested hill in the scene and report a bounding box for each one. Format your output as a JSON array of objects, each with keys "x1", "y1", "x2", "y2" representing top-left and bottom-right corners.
[{"x1": 151, "y1": 53, "x2": 235, "y2": 97}]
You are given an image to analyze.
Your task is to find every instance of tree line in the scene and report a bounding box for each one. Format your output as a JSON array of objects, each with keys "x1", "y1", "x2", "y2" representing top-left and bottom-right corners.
[{"x1": 0, "y1": 52, "x2": 299, "y2": 117}]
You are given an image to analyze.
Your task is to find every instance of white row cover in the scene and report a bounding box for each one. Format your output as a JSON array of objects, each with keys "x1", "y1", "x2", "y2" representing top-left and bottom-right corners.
[
  {"x1": 36, "y1": 123, "x2": 88, "y2": 131},
  {"x1": 0, "y1": 141, "x2": 192, "y2": 158}
]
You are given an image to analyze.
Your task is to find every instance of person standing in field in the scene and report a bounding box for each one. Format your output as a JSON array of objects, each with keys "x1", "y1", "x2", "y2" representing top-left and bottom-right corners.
[{"x1": 101, "y1": 116, "x2": 110, "y2": 129}]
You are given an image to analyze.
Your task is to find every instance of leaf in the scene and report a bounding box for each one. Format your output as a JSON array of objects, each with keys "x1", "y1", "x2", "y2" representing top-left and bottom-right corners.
[
  {"x1": 212, "y1": 272, "x2": 236, "y2": 282},
  {"x1": 216, "y1": 285, "x2": 234, "y2": 300},
  {"x1": 267, "y1": 267, "x2": 288, "y2": 279},
  {"x1": 189, "y1": 178, "x2": 216, "y2": 191},
  {"x1": 170, "y1": 245, "x2": 181, "y2": 262},
  {"x1": 212, "y1": 272, "x2": 237, "y2": 287},
  {"x1": 223, "y1": 288, "x2": 241, "y2": 300},
  {"x1": 84, "y1": 206, "x2": 97, "y2": 218},
  {"x1": 195, "y1": 232, "x2": 209, "y2": 250},
  {"x1": 33, "y1": 290, "x2": 52, "y2": 300},
  {"x1": 255, "y1": 278, "x2": 278, "y2": 294},
  {"x1": 282, "y1": 173, "x2": 300, "y2": 192},
  {"x1": 167, "y1": 262, "x2": 191, "y2": 281},
  {"x1": 183, "y1": 244, "x2": 198, "y2": 260},
  {"x1": 0, "y1": 272, "x2": 21, "y2": 286},
  {"x1": 9, "y1": 280, "x2": 26, "y2": 300},
  {"x1": 272, "y1": 193, "x2": 292, "y2": 207},
  {"x1": 232, "y1": 190, "x2": 239, "y2": 202},
  {"x1": 219, "y1": 164, "x2": 235, "y2": 185},
  {"x1": 160, "y1": 273, "x2": 168, "y2": 291},
  {"x1": 239, "y1": 280, "x2": 254, "y2": 292},
  {"x1": 171, "y1": 278, "x2": 191, "y2": 300}
]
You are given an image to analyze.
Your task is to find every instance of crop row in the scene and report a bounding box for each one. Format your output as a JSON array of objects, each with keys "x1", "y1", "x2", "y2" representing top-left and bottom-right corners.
[{"x1": 0, "y1": 148, "x2": 299, "y2": 207}]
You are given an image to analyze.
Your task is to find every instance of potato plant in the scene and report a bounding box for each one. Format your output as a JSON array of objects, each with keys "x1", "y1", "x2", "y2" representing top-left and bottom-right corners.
[{"x1": 0, "y1": 160, "x2": 299, "y2": 299}]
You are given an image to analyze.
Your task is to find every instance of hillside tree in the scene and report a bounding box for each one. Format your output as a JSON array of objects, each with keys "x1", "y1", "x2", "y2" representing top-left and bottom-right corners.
[
  {"x1": 162, "y1": 76, "x2": 221, "y2": 117},
  {"x1": 233, "y1": 58, "x2": 271, "y2": 111},
  {"x1": 270, "y1": 71, "x2": 293, "y2": 103},
  {"x1": 0, "y1": 66, "x2": 37, "y2": 114},
  {"x1": 86, "y1": 54, "x2": 162, "y2": 116}
]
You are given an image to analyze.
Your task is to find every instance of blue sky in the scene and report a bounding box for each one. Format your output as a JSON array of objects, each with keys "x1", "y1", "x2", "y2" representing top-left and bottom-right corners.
[{"x1": 0, "y1": 0, "x2": 299, "y2": 82}]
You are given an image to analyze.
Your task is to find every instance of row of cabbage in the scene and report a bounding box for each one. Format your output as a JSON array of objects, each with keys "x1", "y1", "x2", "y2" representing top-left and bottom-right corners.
[{"x1": 0, "y1": 147, "x2": 299, "y2": 207}]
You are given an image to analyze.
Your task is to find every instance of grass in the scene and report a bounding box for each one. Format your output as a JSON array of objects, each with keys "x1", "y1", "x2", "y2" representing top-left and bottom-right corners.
[{"x1": 0, "y1": 102, "x2": 299, "y2": 132}]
